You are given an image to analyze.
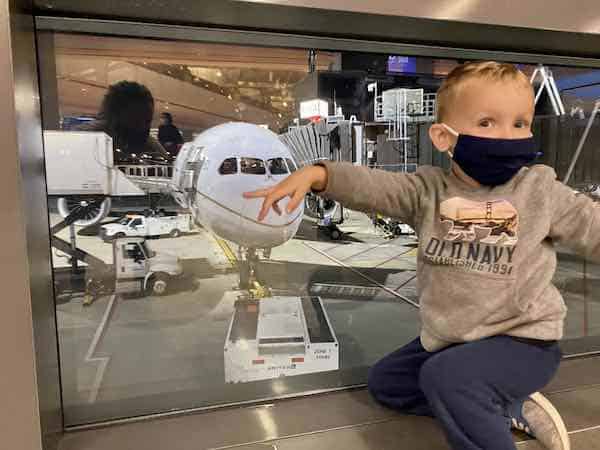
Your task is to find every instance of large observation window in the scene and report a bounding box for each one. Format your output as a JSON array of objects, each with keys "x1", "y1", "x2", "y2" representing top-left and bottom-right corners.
[{"x1": 38, "y1": 29, "x2": 600, "y2": 427}]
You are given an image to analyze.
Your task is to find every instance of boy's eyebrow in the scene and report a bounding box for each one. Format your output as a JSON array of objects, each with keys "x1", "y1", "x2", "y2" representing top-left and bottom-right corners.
[
  {"x1": 515, "y1": 111, "x2": 534, "y2": 121},
  {"x1": 472, "y1": 112, "x2": 496, "y2": 120},
  {"x1": 471, "y1": 112, "x2": 533, "y2": 123}
]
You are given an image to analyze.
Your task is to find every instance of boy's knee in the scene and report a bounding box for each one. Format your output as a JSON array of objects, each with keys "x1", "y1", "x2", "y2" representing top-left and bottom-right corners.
[
  {"x1": 367, "y1": 357, "x2": 402, "y2": 402},
  {"x1": 418, "y1": 359, "x2": 438, "y2": 395},
  {"x1": 419, "y1": 355, "x2": 459, "y2": 397},
  {"x1": 367, "y1": 361, "x2": 386, "y2": 398}
]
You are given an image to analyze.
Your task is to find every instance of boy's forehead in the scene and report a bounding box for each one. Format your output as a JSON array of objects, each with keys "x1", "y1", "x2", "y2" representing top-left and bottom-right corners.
[{"x1": 451, "y1": 76, "x2": 534, "y2": 117}]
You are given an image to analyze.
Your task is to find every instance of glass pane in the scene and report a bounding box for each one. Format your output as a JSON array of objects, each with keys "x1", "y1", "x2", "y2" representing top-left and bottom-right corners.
[
  {"x1": 522, "y1": 64, "x2": 600, "y2": 347},
  {"x1": 38, "y1": 30, "x2": 600, "y2": 427}
]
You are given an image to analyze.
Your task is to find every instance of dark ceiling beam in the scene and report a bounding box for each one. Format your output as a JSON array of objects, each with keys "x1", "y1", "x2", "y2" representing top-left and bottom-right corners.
[{"x1": 33, "y1": 0, "x2": 600, "y2": 61}]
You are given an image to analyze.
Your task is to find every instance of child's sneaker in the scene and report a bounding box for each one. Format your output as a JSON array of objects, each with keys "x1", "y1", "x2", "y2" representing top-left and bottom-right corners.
[{"x1": 507, "y1": 392, "x2": 570, "y2": 450}]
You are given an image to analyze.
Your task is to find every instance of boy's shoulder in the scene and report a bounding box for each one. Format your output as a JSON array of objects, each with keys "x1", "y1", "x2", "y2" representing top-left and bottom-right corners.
[
  {"x1": 416, "y1": 164, "x2": 558, "y2": 180},
  {"x1": 516, "y1": 164, "x2": 559, "y2": 187},
  {"x1": 408, "y1": 163, "x2": 558, "y2": 181},
  {"x1": 413, "y1": 164, "x2": 560, "y2": 195},
  {"x1": 413, "y1": 165, "x2": 447, "y2": 182},
  {"x1": 415, "y1": 165, "x2": 446, "y2": 176},
  {"x1": 522, "y1": 163, "x2": 557, "y2": 177}
]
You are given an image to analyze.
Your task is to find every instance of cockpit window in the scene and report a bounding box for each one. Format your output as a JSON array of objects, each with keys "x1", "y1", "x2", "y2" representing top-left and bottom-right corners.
[
  {"x1": 240, "y1": 158, "x2": 266, "y2": 175},
  {"x1": 285, "y1": 158, "x2": 297, "y2": 173},
  {"x1": 219, "y1": 157, "x2": 238, "y2": 175},
  {"x1": 267, "y1": 158, "x2": 288, "y2": 175}
]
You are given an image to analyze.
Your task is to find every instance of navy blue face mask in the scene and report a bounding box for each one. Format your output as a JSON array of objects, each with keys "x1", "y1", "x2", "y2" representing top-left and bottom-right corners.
[{"x1": 442, "y1": 124, "x2": 541, "y2": 187}]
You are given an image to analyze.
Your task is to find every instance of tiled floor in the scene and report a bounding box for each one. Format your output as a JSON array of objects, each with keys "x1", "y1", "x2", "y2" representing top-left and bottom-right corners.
[{"x1": 58, "y1": 357, "x2": 600, "y2": 450}]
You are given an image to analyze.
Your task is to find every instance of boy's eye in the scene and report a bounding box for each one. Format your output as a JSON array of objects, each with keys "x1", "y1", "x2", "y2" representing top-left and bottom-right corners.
[
  {"x1": 514, "y1": 121, "x2": 528, "y2": 128},
  {"x1": 478, "y1": 119, "x2": 492, "y2": 127}
]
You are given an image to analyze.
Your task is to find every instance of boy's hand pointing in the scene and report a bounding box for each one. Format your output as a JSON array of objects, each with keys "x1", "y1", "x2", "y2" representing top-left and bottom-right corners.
[{"x1": 243, "y1": 165, "x2": 328, "y2": 221}]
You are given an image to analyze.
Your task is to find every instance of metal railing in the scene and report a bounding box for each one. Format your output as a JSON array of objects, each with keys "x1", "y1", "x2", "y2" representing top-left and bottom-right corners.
[
  {"x1": 117, "y1": 165, "x2": 174, "y2": 179},
  {"x1": 373, "y1": 89, "x2": 437, "y2": 140}
]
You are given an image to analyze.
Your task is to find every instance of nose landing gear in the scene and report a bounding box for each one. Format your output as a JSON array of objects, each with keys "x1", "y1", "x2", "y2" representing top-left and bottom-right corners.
[{"x1": 237, "y1": 246, "x2": 271, "y2": 300}]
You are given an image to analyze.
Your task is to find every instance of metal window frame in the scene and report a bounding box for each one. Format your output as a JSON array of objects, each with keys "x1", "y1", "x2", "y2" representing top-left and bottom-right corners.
[
  {"x1": 36, "y1": 16, "x2": 600, "y2": 68},
  {"x1": 3, "y1": 2, "x2": 62, "y2": 450},
  {"x1": 31, "y1": 12, "x2": 600, "y2": 431},
  {"x1": 30, "y1": 0, "x2": 600, "y2": 60}
]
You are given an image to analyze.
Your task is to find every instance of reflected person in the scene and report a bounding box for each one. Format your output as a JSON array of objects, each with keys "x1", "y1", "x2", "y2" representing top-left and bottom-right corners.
[
  {"x1": 158, "y1": 112, "x2": 184, "y2": 157},
  {"x1": 76, "y1": 80, "x2": 169, "y2": 163}
]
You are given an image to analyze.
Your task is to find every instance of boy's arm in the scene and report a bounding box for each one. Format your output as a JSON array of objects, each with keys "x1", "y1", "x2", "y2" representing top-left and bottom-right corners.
[
  {"x1": 313, "y1": 161, "x2": 425, "y2": 226},
  {"x1": 550, "y1": 179, "x2": 600, "y2": 262}
]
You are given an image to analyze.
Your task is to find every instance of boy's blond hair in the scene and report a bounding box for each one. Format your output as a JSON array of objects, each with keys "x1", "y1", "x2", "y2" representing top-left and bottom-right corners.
[{"x1": 436, "y1": 61, "x2": 533, "y2": 122}]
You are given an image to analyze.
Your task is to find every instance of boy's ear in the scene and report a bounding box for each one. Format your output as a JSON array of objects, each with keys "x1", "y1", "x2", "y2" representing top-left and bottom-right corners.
[{"x1": 429, "y1": 123, "x2": 454, "y2": 152}]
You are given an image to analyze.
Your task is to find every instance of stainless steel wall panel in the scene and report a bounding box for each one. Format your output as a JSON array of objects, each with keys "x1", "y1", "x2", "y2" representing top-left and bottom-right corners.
[{"x1": 2, "y1": 0, "x2": 62, "y2": 448}]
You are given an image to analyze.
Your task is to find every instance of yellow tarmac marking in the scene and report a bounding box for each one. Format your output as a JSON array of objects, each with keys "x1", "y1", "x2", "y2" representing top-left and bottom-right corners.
[
  {"x1": 405, "y1": 248, "x2": 418, "y2": 257},
  {"x1": 213, "y1": 235, "x2": 238, "y2": 268}
]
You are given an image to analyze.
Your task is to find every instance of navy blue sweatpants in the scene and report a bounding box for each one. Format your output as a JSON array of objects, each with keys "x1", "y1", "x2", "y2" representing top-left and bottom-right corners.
[{"x1": 368, "y1": 336, "x2": 562, "y2": 450}]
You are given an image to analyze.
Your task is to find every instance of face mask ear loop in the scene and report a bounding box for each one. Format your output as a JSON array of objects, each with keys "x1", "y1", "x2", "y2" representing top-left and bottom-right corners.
[
  {"x1": 440, "y1": 123, "x2": 458, "y2": 159},
  {"x1": 441, "y1": 123, "x2": 459, "y2": 137}
]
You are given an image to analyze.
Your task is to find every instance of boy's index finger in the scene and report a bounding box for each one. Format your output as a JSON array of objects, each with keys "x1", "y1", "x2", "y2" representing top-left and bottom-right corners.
[{"x1": 243, "y1": 188, "x2": 270, "y2": 198}]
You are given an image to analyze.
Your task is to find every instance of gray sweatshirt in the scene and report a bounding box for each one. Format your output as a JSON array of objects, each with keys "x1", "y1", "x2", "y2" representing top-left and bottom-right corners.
[{"x1": 317, "y1": 161, "x2": 600, "y2": 351}]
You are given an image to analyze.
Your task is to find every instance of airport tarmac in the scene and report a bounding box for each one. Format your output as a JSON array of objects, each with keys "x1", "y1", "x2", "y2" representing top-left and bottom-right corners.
[{"x1": 49, "y1": 208, "x2": 600, "y2": 426}]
